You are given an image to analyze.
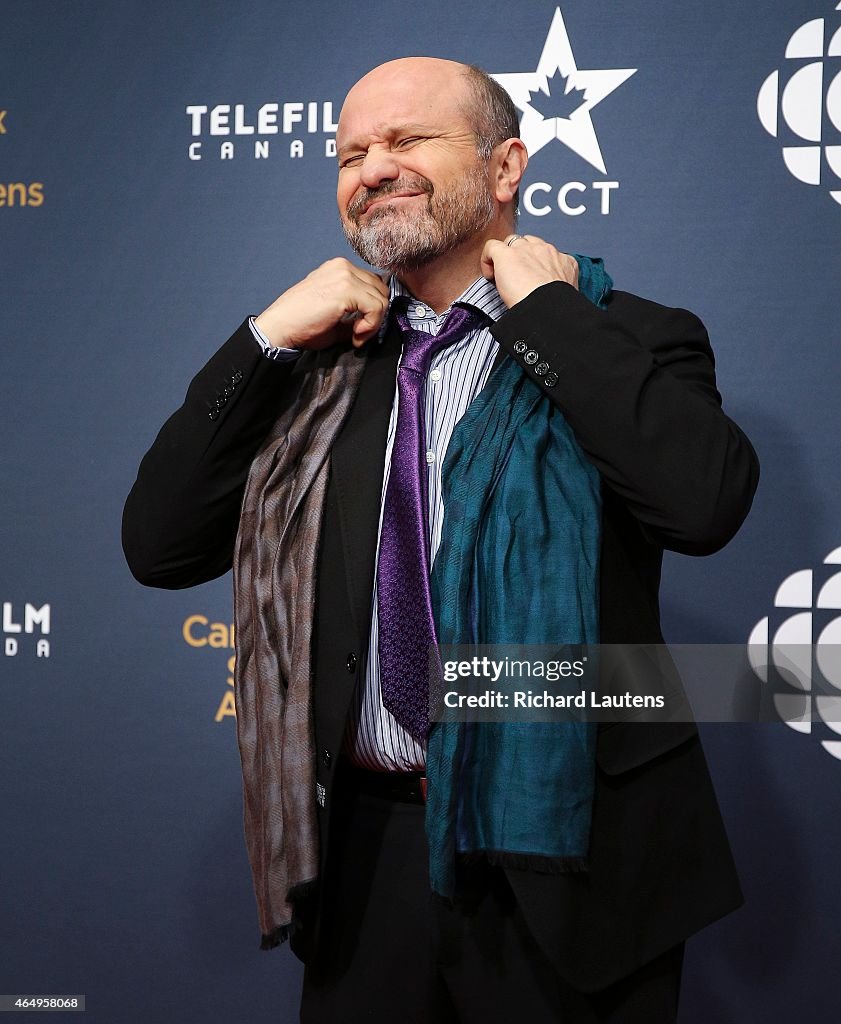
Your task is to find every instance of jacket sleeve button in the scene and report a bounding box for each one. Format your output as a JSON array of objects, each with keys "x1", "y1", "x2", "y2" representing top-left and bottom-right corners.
[{"x1": 347, "y1": 652, "x2": 358, "y2": 673}]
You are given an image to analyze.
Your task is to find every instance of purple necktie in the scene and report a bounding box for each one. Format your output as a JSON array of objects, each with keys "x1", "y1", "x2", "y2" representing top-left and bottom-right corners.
[{"x1": 377, "y1": 303, "x2": 484, "y2": 742}]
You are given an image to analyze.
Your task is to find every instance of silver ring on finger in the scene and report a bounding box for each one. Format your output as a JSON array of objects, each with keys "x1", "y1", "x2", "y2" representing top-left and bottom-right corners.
[{"x1": 506, "y1": 234, "x2": 526, "y2": 247}]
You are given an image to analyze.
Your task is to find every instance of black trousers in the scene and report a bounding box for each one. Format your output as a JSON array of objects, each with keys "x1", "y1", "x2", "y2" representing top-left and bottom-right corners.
[{"x1": 300, "y1": 766, "x2": 684, "y2": 1024}]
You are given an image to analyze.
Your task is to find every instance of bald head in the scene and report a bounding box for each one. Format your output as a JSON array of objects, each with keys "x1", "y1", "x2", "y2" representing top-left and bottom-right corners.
[
  {"x1": 346, "y1": 56, "x2": 470, "y2": 97},
  {"x1": 338, "y1": 58, "x2": 473, "y2": 152},
  {"x1": 338, "y1": 57, "x2": 519, "y2": 160}
]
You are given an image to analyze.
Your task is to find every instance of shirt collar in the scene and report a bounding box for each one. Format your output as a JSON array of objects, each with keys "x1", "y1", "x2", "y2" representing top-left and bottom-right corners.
[{"x1": 378, "y1": 274, "x2": 507, "y2": 343}]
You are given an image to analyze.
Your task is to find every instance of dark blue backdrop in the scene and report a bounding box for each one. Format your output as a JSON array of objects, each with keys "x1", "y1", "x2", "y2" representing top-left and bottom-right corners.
[{"x1": 3, "y1": 2, "x2": 840, "y2": 1020}]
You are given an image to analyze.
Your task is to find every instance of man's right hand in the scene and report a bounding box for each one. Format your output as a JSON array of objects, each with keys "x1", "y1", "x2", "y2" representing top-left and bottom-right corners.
[{"x1": 254, "y1": 258, "x2": 389, "y2": 351}]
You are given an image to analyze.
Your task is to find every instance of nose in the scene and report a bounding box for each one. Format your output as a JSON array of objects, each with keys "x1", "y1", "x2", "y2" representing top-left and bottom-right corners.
[{"x1": 359, "y1": 146, "x2": 400, "y2": 189}]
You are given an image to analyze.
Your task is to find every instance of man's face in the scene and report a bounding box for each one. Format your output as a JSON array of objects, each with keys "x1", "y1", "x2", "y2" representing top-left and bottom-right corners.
[{"x1": 336, "y1": 60, "x2": 497, "y2": 273}]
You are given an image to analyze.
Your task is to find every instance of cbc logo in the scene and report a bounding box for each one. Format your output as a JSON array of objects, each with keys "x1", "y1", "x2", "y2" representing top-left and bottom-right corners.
[
  {"x1": 748, "y1": 546, "x2": 841, "y2": 762},
  {"x1": 757, "y1": 4, "x2": 841, "y2": 206}
]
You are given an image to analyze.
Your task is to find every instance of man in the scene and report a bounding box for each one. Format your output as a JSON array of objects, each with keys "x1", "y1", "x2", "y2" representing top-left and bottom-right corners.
[{"x1": 123, "y1": 57, "x2": 759, "y2": 1023}]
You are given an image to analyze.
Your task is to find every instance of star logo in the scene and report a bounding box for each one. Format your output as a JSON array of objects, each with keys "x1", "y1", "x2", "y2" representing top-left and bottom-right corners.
[{"x1": 492, "y1": 7, "x2": 637, "y2": 174}]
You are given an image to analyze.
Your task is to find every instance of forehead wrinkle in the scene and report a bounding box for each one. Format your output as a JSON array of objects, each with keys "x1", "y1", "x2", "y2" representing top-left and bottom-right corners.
[{"x1": 336, "y1": 120, "x2": 439, "y2": 156}]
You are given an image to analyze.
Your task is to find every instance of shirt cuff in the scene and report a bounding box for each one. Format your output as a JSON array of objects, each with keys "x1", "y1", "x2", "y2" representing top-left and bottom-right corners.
[{"x1": 248, "y1": 316, "x2": 302, "y2": 361}]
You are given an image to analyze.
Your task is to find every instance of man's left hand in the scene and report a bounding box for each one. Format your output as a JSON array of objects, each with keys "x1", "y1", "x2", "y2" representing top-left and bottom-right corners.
[{"x1": 480, "y1": 234, "x2": 579, "y2": 309}]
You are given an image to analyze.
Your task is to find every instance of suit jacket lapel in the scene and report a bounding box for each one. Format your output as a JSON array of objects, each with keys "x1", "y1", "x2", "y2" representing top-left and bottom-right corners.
[{"x1": 329, "y1": 325, "x2": 401, "y2": 642}]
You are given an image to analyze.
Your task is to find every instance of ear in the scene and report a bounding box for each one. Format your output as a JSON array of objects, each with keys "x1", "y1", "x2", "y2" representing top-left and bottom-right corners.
[{"x1": 492, "y1": 138, "x2": 528, "y2": 204}]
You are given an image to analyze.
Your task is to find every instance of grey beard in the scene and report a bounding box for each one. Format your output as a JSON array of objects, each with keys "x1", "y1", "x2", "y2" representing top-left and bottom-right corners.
[{"x1": 342, "y1": 167, "x2": 495, "y2": 273}]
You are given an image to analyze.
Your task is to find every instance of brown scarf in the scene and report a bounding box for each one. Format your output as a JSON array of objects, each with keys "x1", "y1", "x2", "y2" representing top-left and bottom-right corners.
[{"x1": 232, "y1": 344, "x2": 366, "y2": 948}]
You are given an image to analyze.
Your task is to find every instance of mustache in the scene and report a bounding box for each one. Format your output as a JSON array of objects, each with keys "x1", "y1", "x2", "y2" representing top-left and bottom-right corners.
[{"x1": 346, "y1": 176, "x2": 434, "y2": 222}]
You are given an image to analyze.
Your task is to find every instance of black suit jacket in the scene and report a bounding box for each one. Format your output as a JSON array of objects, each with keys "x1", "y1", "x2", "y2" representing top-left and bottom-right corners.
[{"x1": 123, "y1": 281, "x2": 759, "y2": 992}]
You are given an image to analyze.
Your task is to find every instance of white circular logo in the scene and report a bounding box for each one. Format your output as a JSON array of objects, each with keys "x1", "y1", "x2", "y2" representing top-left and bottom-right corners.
[
  {"x1": 757, "y1": 6, "x2": 841, "y2": 206},
  {"x1": 748, "y1": 546, "x2": 841, "y2": 761}
]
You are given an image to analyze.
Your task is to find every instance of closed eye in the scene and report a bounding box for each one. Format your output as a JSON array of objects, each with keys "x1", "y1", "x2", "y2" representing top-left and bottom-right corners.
[
  {"x1": 339, "y1": 135, "x2": 429, "y2": 167},
  {"x1": 339, "y1": 153, "x2": 365, "y2": 168}
]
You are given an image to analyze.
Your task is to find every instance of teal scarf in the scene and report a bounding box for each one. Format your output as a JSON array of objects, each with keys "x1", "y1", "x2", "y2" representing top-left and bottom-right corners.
[{"x1": 426, "y1": 257, "x2": 611, "y2": 897}]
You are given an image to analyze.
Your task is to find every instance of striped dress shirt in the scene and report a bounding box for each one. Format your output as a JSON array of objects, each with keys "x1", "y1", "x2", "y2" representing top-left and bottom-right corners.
[{"x1": 250, "y1": 275, "x2": 507, "y2": 771}]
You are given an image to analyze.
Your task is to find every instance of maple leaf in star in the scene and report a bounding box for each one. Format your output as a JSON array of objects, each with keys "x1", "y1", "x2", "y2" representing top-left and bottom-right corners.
[{"x1": 527, "y1": 69, "x2": 587, "y2": 121}]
